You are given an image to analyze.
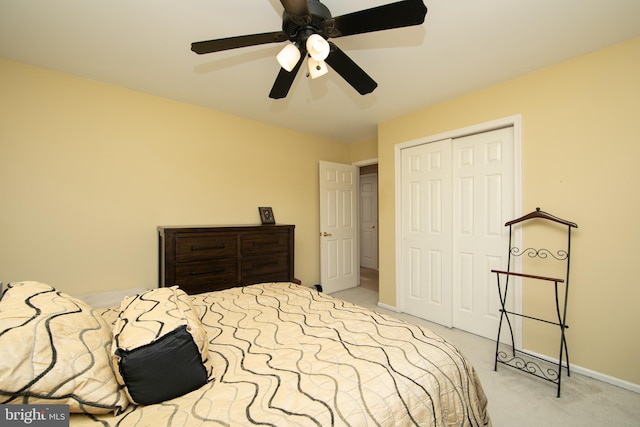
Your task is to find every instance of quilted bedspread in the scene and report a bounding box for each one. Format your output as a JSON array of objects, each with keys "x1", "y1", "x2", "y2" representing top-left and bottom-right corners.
[{"x1": 71, "y1": 283, "x2": 491, "y2": 426}]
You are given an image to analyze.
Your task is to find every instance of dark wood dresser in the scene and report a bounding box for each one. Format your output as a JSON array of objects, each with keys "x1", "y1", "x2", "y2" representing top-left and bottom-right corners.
[{"x1": 158, "y1": 225, "x2": 294, "y2": 295}]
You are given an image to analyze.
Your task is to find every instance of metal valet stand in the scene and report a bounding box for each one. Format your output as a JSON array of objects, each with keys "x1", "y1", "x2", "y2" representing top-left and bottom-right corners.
[{"x1": 491, "y1": 207, "x2": 577, "y2": 397}]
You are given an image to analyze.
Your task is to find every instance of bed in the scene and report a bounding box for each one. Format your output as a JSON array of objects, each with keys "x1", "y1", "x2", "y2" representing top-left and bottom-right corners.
[{"x1": 0, "y1": 281, "x2": 491, "y2": 426}]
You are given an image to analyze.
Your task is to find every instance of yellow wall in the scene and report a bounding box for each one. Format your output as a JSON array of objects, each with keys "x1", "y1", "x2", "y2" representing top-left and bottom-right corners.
[
  {"x1": 378, "y1": 37, "x2": 640, "y2": 385},
  {"x1": 0, "y1": 58, "x2": 350, "y2": 295},
  {"x1": 350, "y1": 137, "x2": 378, "y2": 163}
]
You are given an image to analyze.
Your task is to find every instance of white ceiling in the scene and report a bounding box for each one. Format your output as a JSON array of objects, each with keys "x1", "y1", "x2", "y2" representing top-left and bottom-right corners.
[{"x1": 2, "y1": 0, "x2": 639, "y2": 143}]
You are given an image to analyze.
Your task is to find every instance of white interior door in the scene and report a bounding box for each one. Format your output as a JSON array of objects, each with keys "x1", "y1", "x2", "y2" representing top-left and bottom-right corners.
[
  {"x1": 400, "y1": 127, "x2": 515, "y2": 339},
  {"x1": 319, "y1": 161, "x2": 359, "y2": 294},
  {"x1": 359, "y1": 173, "x2": 378, "y2": 269},
  {"x1": 401, "y1": 139, "x2": 453, "y2": 326},
  {"x1": 452, "y1": 127, "x2": 514, "y2": 338}
]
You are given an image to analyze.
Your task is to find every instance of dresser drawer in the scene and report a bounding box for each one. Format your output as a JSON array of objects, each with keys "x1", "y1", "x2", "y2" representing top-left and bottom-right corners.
[
  {"x1": 175, "y1": 258, "x2": 237, "y2": 287},
  {"x1": 241, "y1": 231, "x2": 290, "y2": 256},
  {"x1": 241, "y1": 252, "x2": 289, "y2": 279},
  {"x1": 175, "y1": 234, "x2": 237, "y2": 262}
]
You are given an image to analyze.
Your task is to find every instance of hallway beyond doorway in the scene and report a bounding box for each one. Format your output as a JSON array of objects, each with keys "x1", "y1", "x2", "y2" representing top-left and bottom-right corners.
[{"x1": 359, "y1": 267, "x2": 378, "y2": 292}]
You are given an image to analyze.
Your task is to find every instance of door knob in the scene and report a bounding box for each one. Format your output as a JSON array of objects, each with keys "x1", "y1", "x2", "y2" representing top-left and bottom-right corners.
[
  {"x1": 370, "y1": 225, "x2": 375, "y2": 229},
  {"x1": 321, "y1": 232, "x2": 333, "y2": 237}
]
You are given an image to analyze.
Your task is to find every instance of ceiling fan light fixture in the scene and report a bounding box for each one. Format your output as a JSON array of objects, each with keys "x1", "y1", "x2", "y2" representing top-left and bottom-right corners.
[
  {"x1": 276, "y1": 42, "x2": 301, "y2": 72},
  {"x1": 192, "y1": 0, "x2": 428, "y2": 99},
  {"x1": 306, "y1": 34, "x2": 330, "y2": 61},
  {"x1": 307, "y1": 57, "x2": 328, "y2": 79}
]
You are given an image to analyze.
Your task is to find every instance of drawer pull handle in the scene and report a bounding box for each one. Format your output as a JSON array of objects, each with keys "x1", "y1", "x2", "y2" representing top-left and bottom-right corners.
[
  {"x1": 252, "y1": 240, "x2": 279, "y2": 247},
  {"x1": 191, "y1": 244, "x2": 225, "y2": 251},
  {"x1": 190, "y1": 268, "x2": 225, "y2": 276},
  {"x1": 252, "y1": 261, "x2": 279, "y2": 268}
]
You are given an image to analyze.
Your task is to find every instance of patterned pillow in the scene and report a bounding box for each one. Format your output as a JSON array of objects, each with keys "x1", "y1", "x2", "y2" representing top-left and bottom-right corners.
[
  {"x1": 111, "y1": 286, "x2": 214, "y2": 405},
  {"x1": 0, "y1": 281, "x2": 129, "y2": 414}
]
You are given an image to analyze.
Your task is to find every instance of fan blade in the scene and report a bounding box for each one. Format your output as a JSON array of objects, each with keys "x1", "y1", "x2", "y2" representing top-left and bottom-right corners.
[
  {"x1": 325, "y1": 42, "x2": 377, "y2": 95},
  {"x1": 279, "y1": 0, "x2": 309, "y2": 17},
  {"x1": 192, "y1": 31, "x2": 288, "y2": 54},
  {"x1": 332, "y1": 0, "x2": 427, "y2": 38},
  {"x1": 269, "y1": 48, "x2": 306, "y2": 99}
]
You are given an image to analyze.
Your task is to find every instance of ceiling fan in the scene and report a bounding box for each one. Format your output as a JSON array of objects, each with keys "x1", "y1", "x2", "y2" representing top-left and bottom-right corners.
[{"x1": 191, "y1": 0, "x2": 428, "y2": 99}]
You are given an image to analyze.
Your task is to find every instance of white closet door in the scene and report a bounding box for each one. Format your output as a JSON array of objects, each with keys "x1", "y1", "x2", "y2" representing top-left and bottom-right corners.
[
  {"x1": 452, "y1": 127, "x2": 514, "y2": 338},
  {"x1": 400, "y1": 127, "x2": 515, "y2": 339},
  {"x1": 401, "y1": 139, "x2": 453, "y2": 326}
]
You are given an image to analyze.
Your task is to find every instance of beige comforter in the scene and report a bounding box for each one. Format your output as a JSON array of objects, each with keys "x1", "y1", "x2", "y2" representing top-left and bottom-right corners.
[{"x1": 71, "y1": 282, "x2": 490, "y2": 426}]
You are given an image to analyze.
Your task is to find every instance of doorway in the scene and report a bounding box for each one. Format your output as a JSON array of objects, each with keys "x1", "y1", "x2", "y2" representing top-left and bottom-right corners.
[
  {"x1": 396, "y1": 117, "x2": 522, "y2": 340},
  {"x1": 317, "y1": 160, "x2": 380, "y2": 293},
  {"x1": 358, "y1": 161, "x2": 379, "y2": 292}
]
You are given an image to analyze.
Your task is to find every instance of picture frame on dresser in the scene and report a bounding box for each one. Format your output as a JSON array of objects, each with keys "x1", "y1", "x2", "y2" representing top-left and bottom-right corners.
[{"x1": 258, "y1": 207, "x2": 275, "y2": 224}]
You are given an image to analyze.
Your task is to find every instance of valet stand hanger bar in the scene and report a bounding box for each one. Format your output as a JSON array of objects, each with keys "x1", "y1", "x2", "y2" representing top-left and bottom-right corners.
[
  {"x1": 491, "y1": 207, "x2": 577, "y2": 398},
  {"x1": 505, "y1": 207, "x2": 578, "y2": 228}
]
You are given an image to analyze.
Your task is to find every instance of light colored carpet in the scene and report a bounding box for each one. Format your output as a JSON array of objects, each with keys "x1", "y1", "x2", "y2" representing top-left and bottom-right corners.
[{"x1": 332, "y1": 285, "x2": 640, "y2": 427}]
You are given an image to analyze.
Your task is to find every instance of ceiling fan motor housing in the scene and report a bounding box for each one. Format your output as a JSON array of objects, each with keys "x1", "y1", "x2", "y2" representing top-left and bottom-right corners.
[{"x1": 282, "y1": 0, "x2": 333, "y2": 44}]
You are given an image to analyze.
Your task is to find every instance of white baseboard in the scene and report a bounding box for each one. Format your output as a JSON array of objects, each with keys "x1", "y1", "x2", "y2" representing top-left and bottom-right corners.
[
  {"x1": 377, "y1": 301, "x2": 399, "y2": 312},
  {"x1": 78, "y1": 287, "x2": 150, "y2": 308},
  {"x1": 524, "y1": 349, "x2": 640, "y2": 394}
]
